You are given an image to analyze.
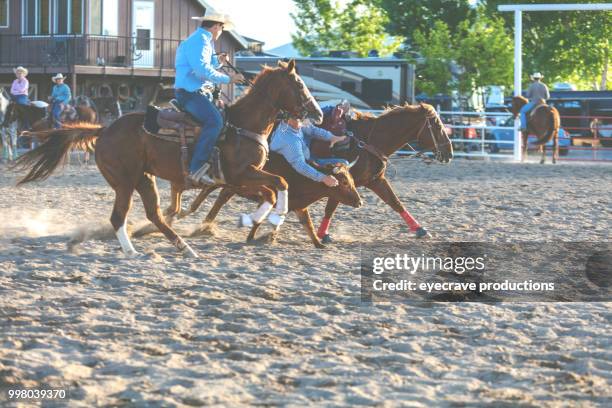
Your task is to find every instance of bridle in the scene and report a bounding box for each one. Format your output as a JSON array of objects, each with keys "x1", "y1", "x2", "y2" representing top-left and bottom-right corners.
[
  {"x1": 402, "y1": 115, "x2": 452, "y2": 164},
  {"x1": 348, "y1": 112, "x2": 451, "y2": 167},
  {"x1": 222, "y1": 59, "x2": 316, "y2": 121}
]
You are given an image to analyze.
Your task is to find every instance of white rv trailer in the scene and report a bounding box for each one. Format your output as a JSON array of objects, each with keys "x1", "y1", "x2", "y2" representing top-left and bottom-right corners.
[{"x1": 235, "y1": 56, "x2": 415, "y2": 110}]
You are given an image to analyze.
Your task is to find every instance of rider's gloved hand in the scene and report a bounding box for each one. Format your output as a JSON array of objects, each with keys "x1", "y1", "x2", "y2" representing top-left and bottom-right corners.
[{"x1": 322, "y1": 175, "x2": 339, "y2": 187}]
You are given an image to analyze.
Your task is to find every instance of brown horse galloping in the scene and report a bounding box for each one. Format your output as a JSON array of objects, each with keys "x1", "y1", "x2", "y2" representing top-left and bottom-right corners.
[
  {"x1": 163, "y1": 103, "x2": 453, "y2": 245},
  {"x1": 13, "y1": 60, "x2": 323, "y2": 257},
  {"x1": 512, "y1": 96, "x2": 560, "y2": 164},
  {"x1": 316, "y1": 103, "x2": 453, "y2": 243}
]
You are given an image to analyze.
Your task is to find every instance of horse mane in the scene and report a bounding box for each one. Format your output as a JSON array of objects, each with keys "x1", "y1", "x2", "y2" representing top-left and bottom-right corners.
[
  {"x1": 353, "y1": 102, "x2": 438, "y2": 121},
  {"x1": 229, "y1": 65, "x2": 280, "y2": 110},
  {"x1": 61, "y1": 122, "x2": 103, "y2": 130}
]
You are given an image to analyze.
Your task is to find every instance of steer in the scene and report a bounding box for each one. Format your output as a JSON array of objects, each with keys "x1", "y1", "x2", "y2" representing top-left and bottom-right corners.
[{"x1": 180, "y1": 152, "x2": 362, "y2": 248}]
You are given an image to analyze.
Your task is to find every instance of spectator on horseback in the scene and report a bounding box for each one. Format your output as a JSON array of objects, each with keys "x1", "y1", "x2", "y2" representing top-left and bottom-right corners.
[
  {"x1": 10, "y1": 66, "x2": 30, "y2": 106},
  {"x1": 520, "y1": 72, "x2": 550, "y2": 134},
  {"x1": 175, "y1": 12, "x2": 244, "y2": 185},
  {"x1": 49, "y1": 73, "x2": 72, "y2": 129},
  {"x1": 270, "y1": 118, "x2": 348, "y2": 187}
]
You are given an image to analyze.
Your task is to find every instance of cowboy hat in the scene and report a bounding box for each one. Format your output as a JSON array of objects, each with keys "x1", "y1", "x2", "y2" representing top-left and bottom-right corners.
[
  {"x1": 531, "y1": 72, "x2": 543, "y2": 79},
  {"x1": 13, "y1": 66, "x2": 28, "y2": 76},
  {"x1": 192, "y1": 12, "x2": 234, "y2": 31},
  {"x1": 52, "y1": 73, "x2": 65, "y2": 81}
]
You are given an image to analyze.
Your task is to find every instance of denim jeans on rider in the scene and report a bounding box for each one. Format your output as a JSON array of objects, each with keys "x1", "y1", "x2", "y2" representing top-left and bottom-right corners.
[
  {"x1": 519, "y1": 101, "x2": 536, "y2": 130},
  {"x1": 51, "y1": 102, "x2": 63, "y2": 129},
  {"x1": 175, "y1": 89, "x2": 223, "y2": 173},
  {"x1": 12, "y1": 94, "x2": 30, "y2": 105}
]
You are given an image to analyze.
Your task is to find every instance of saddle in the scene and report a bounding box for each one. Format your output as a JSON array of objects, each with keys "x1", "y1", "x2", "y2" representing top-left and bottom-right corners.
[
  {"x1": 528, "y1": 98, "x2": 548, "y2": 118},
  {"x1": 142, "y1": 101, "x2": 200, "y2": 141}
]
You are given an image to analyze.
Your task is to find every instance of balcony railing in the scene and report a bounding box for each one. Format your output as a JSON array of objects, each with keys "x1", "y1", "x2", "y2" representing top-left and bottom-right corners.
[{"x1": 0, "y1": 34, "x2": 180, "y2": 70}]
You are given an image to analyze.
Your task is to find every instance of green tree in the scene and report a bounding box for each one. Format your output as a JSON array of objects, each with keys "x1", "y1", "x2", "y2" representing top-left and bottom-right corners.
[
  {"x1": 412, "y1": 21, "x2": 456, "y2": 95},
  {"x1": 374, "y1": 0, "x2": 475, "y2": 44},
  {"x1": 291, "y1": 0, "x2": 404, "y2": 57},
  {"x1": 484, "y1": 0, "x2": 611, "y2": 89},
  {"x1": 455, "y1": 12, "x2": 514, "y2": 94}
]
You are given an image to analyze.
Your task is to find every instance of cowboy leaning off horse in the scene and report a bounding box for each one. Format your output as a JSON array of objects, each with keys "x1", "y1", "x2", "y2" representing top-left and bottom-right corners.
[{"x1": 174, "y1": 12, "x2": 244, "y2": 186}]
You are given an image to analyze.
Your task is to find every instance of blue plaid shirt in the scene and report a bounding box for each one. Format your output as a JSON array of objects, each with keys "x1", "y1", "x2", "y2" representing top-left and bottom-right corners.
[
  {"x1": 175, "y1": 28, "x2": 230, "y2": 92},
  {"x1": 270, "y1": 122, "x2": 335, "y2": 182}
]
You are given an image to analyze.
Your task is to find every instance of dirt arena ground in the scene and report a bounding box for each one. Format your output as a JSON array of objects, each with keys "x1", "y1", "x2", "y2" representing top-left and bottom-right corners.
[{"x1": 0, "y1": 158, "x2": 610, "y2": 406}]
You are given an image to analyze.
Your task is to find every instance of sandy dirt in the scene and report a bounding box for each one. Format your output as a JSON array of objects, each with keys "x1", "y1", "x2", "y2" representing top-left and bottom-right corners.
[{"x1": 0, "y1": 158, "x2": 610, "y2": 407}]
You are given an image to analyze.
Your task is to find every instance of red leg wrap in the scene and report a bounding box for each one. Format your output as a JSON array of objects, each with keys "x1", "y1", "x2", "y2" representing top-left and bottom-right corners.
[
  {"x1": 317, "y1": 217, "x2": 331, "y2": 239},
  {"x1": 400, "y1": 210, "x2": 420, "y2": 232}
]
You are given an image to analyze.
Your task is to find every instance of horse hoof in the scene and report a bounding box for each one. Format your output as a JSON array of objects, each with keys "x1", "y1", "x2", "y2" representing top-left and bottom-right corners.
[
  {"x1": 315, "y1": 241, "x2": 327, "y2": 249},
  {"x1": 321, "y1": 234, "x2": 333, "y2": 244},
  {"x1": 415, "y1": 227, "x2": 430, "y2": 239},
  {"x1": 182, "y1": 245, "x2": 199, "y2": 258}
]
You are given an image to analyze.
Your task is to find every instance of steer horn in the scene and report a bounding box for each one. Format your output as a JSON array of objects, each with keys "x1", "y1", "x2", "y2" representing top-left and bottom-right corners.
[{"x1": 347, "y1": 157, "x2": 359, "y2": 169}]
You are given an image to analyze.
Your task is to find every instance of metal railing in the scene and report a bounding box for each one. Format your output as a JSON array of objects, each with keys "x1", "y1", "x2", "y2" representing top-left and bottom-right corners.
[{"x1": 0, "y1": 34, "x2": 180, "y2": 69}]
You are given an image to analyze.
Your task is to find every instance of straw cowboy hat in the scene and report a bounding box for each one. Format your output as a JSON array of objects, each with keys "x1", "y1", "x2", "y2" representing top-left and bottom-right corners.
[
  {"x1": 192, "y1": 12, "x2": 234, "y2": 31},
  {"x1": 531, "y1": 72, "x2": 544, "y2": 80},
  {"x1": 52, "y1": 73, "x2": 66, "y2": 81},
  {"x1": 13, "y1": 66, "x2": 28, "y2": 76}
]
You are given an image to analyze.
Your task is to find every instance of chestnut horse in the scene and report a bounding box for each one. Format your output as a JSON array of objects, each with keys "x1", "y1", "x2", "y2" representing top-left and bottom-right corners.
[
  {"x1": 512, "y1": 96, "x2": 560, "y2": 164},
  {"x1": 317, "y1": 103, "x2": 453, "y2": 243},
  {"x1": 13, "y1": 60, "x2": 322, "y2": 257},
  {"x1": 167, "y1": 103, "x2": 453, "y2": 245}
]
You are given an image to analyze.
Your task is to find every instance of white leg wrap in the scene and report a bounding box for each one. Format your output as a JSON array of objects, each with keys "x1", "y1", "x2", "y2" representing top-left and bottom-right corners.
[
  {"x1": 181, "y1": 243, "x2": 199, "y2": 258},
  {"x1": 240, "y1": 214, "x2": 254, "y2": 228},
  {"x1": 116, "y1": 225, "x2": 138, "y2": 256},
  {"x1": 275, "y1": 190, "x2": 289, "y2": 215},
  {"x1": 250, "y1": 201, "x2": 274, "y2": 224},
  {"x1": 268, "y1": 213, "x2": 286, "y2": 227}
]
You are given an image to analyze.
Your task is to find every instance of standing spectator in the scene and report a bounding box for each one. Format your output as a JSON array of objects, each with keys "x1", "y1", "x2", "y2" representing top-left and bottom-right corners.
[{"x1": 49, "y1": 73, "x2": 72, "y2": 129}]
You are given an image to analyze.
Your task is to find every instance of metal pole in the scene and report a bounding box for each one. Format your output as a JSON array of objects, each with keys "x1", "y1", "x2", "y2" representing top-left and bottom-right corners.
[{"x1": 513, "y1": 10, "x2": 523, "y2": 162}]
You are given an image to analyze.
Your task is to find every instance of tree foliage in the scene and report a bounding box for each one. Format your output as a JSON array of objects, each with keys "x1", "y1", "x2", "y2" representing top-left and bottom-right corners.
[
  {"x1": 483, "y1": 0, "x2": 611, "y2": 89},
  {"x1": 374, "y1": 0, "x2": 475, "y2": 43},
  {"x1": 291, "y1": 0, "x2": 404, "y2": 57}
]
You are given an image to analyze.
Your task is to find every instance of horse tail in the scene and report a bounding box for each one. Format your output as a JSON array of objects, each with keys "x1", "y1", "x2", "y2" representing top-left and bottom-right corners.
[
  {"x1": 533, "y1": 106, "x2": 560, "y2": 146},
  {"x1": 12, "y1": 125, "x2": 104, "y2": 185}
]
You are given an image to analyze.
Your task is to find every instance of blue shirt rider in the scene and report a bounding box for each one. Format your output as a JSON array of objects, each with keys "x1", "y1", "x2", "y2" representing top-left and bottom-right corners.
[
  {"x1": 520, "y1": 72, "x2": 550, "y2": 133},
  {"x1": 270, "y1": 117, "x2": 348, "y2": 187},
  {"x1": 49, "y1": 73, "x2": 72, "y2": 129},
  {"x1": 174, "y1": 12, "x2": 244, "y2": 185}
]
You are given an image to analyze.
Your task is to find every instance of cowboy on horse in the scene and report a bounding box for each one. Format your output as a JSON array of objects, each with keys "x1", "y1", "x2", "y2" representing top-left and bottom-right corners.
[
  {"x1": 49, "y1": 73, "x2": 72, "y2": 129},
  {"x1": 174, "y1": 11, "x2": 244, "y2": 185},
  {"x1": 520, "y1": 72, "x2": 550, "y2": 134}
]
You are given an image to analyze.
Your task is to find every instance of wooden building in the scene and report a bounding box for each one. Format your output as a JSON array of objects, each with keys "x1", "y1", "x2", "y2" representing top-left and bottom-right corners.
[{"x1": 0, "y1": 0, "x2": 247, "y2": 110}]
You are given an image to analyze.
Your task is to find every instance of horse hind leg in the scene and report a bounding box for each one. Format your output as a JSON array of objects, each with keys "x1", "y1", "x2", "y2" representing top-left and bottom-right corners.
[
  {"x1": 110, "y1": 186, "x2": 138, "y2": 257},
  {"x1": 552, "y1": 133, "x2": 559, "y2": 164},
  {"x1": 135, "y1": 173, "x2": 198, "y2": 257},
  {"x1": 540, "y1": 145, "x2": 546, "y2": 164}
]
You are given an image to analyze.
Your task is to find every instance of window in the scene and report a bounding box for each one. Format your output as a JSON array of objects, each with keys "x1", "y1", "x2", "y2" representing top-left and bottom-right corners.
[
  {"x1": 55, "y1": 0, "x2": 83, "y2": 34},
  {"x1": 0, "y1": 0, "x2": 8, "y2": 27},
  {"x1": 23, "y1": 0, "x2": 51, "y2": 35},
  {"x1": 90, "y1": 0, "x2": 118, "y2": 36}
]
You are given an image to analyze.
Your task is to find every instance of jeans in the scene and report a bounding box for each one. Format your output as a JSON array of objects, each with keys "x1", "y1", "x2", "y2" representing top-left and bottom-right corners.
[
  {"x1": 51, "y1": 102, "x2": 64, "y2": 129},
  {"x1": 520, "y1": 101, "x2": 536, "y2": 130},
  {"x1": 175, "y1": 89, "x2": 223, "y2": 173},
  {"x1": 12, "y1": 94, "x2": 30, "y2": 105}
]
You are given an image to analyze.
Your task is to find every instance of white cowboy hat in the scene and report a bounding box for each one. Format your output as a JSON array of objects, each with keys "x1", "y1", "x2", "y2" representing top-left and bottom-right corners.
[
  {"x1": 52, "y1": 73, "x2": 65, "y2": 81},
  {"x1": 13, "y1": 66, "x2": 28, "y2": 76},
  {"x1": 531, "y1": 72, "x2": 544, "y2": 79},
  {"x1": 192, "y1": 12, "x2": 234, "y2": 31}
]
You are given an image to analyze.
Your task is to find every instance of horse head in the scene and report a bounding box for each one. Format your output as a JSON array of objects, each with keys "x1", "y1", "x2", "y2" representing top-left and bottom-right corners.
[
  {"x1": 265, "y1": 60, "x2": 323, "y2": 124},
  {"x1": 416, "y1": 104, "x2": 453, "y2": 163},
  {"x1": 512, "y1": 96, "x2": 528, "y2": 118},
  {"x1": 322, "y1": 162, "x2": 362, "y2": 208}
]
